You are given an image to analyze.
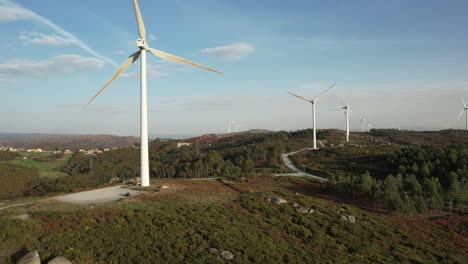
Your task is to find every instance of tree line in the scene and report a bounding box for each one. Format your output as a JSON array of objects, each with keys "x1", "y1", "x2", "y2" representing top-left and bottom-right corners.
[{"x1": 327, "y1": 144, "x2": 468, "y2": 214}]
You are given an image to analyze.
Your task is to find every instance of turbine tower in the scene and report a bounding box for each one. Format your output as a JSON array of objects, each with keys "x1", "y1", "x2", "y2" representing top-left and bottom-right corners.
[
  {"x1": 83, "y1": 0, "x2": 223, "y2": 187},
  {"x1": 286, "y1": 83, "x2": 336, "y2": 149},
  {"x1": 456, "y1": 97, "x2": 468, "y2": 130},
  {"x1": 332, "y1": 92, "x2": 351, "y2": 142},
  {"x1": 227, "y1": 120, "x2": 232, "y2": 133}
]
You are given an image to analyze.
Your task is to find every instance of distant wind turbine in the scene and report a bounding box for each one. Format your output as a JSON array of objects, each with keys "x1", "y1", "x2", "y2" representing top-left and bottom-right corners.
[
  {"x1": 286, "y1": 83, "x2": 336, "y2": 149},
  {"x1": 442, "y1": 120, "x2": 451, "y2": 130},
  {"x1": 227, "y1": 120, "x2": 233, "y2": 133},
  {"x1": 367, "y1": 120, "x2": 372, "y2": 132},
  {"x1": 360, "y1": 116, "x2": 367, "y2": 132},
  {"x1": 82, "y1": 0, "x2": 223, "y2": 187},
  {"x1": 233, "y1": 121, "x2": 243, "y2": 132},
  {"x1": 332, "y1": 92, "x2": 351, "y2": 142},
  {"x1": 456, "y1": 97, "x2": 468, "y2": 130}
]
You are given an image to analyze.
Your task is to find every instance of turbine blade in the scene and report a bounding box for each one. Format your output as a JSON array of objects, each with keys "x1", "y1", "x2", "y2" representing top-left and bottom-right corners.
[
  {"x1": 457, "y1": 110, "x2": 465, "y2": 120},
  {"x1": 335, "y1": 94, "x2": 345, "y2": 107},
  {"x1": 83, "y1": 51, "x2": 141, "y2": 109},
  {"x1": 314, "y1": 83, "x2": 336, "y2": 102},
  {"x1": 286, "y1": 91, "x2": 312, "y2": 102},
  {"x1": 345, "y1": 90, "x2": 352, "y2": 106},
  {"x1": 329, "y1": 107, "x2": 342, "y2": 110},
  {"x1": 148, "y1": 48, "x2": 223, "y2": 74},
  {"x1": 132, "y1": 0, "x2": 146, "y2": 39},
  {"x1": 462, "y1": 96, "x2": 467, "y2": 108}
]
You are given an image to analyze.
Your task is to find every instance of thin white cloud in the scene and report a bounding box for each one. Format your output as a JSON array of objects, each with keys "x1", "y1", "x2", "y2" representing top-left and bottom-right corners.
[
  {"x1": 0, "y1": 0, "x2": 117, "y2": 66},
  {"x1": 202, "y1": 42, "x2": 255, "y2": 61},
  {"x1": 148, "y1": 34, "x2": 157, "y2": 41},
  {"x1": 0, "y1": 55, "x2": 105, "y2": 78},
  {"x1": 19, "y1": 32, "x2": 76, "y2": 46}
]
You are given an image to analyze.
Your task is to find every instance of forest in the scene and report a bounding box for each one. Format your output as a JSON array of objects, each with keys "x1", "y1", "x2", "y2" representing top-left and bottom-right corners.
[{"x1": 326, "y1": 144, "x2": 468, "y2": 214}]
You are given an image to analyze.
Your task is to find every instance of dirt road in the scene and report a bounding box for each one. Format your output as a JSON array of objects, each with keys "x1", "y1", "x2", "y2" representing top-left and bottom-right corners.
[{"x1": 277, "y1": 148, "x2": 328, "y2": 182}]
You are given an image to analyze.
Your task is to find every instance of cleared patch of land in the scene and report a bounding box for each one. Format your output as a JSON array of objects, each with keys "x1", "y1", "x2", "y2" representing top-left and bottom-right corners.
[
  {"x1": 50, "y1": 186, "x2": 146, "y2": 205},
  {"x1": 11, "y1": 152, "x2": 72, "y2": 178}
]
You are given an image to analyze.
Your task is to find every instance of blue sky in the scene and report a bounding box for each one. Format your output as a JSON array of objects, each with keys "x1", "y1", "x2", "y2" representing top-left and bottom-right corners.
[{"x1": 0, "y1": 0, "x2": 467, "y2": 136}]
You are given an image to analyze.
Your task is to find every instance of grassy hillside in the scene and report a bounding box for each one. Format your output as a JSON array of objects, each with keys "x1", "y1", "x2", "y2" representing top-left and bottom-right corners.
[
  {"x1": 10, "y1": 152, "x2": 72, "y2": 178},
  {"x1": 1, "y1": 176, "x2": 466, "y2": 263}
]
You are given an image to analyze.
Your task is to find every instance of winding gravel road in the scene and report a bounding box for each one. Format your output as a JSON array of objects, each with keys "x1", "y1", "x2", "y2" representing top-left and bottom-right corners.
[{"x1": 277, "y1": 148, "x2": 328, "y2": 182}]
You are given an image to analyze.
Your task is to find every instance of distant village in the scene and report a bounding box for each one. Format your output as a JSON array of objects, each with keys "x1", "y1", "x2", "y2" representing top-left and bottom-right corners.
[
  {"x1": 0, "y1": 142, "x2": 194, "y2": 156},
  {"x1": 0, "y1": 146, "x2": 115, "y2": 155}
]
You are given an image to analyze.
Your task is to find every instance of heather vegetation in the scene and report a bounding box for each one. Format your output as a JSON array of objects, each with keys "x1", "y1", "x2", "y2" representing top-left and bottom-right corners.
[
  {"x1": 0, "y1": 163, "x2": 38, "y2": 199},
  {"x1": 1, "y1": 177, "x2": 466, "y2": 263},
  {"x1": 0, "y1": 151, "x2": 19, "y2": 161}
]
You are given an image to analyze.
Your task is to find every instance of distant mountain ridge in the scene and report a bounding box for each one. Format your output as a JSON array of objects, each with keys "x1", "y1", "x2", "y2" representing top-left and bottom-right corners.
[{"x1": 0, "y1": 133, "x2": 139, "y2": 149}]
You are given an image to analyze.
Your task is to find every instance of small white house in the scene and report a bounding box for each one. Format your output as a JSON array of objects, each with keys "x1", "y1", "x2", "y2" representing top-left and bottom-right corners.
[
  {"x1": 27, "y1": 148, "x2": 42, "y2": 153},
  {"x1": 177, "y1": 142, "x2": 191, "y2": 148}
]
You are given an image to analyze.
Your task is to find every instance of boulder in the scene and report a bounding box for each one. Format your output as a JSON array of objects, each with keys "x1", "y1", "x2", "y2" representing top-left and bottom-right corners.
[
  {"x1": 160, "y1": 185, "x2": 169, "y2": 189},
  {"x1": 16, "y1": 250, "x2": 40, "y2": 264},
  {"x1": 348, "y1": 216, "x2": 356, "y2": 223},
  {"x1": 48, "y1": 257, "x2": 72, "y2": 264},
  {"x1": 298, "y1": 207, "x2": 313, "y2": 214},
  {"x1": 220, "y1": 251, "x2": 234, "y2": 261},
  {"x1": 270, "y1": 197, "x2": 287, "y2": 204},
  {"x1": 12, "y1": 214, "x2": 30, "y2": 220}
]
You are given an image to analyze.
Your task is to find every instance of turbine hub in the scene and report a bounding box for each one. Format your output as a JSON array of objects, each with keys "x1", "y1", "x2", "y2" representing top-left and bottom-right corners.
[{"x1": 136, "y1": 38, "x2": 148, "y2": 50}]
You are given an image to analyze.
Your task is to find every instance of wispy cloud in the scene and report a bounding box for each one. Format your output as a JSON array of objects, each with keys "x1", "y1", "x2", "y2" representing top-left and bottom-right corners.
[
  {"x1": 0, "y1": 55, "x2": 105, "y2": 78},
  {"x1": 0, "y1": 0, "x2": 116, "y2": 66},
  {"x1": 148, "y1": 34, "x2": 157, "y2": 41},
  {"x1": 202, "y1": 42, "x2": 255, "y2": 61},
  {"x1": 19, "y1": 32, "x2": 76, "y2": 46}
]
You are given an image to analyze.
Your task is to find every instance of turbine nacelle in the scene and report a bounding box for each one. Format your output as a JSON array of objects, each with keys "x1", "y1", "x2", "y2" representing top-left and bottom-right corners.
[{"x1": 136, "y1": 38, "x2": 148, "y2": 50}]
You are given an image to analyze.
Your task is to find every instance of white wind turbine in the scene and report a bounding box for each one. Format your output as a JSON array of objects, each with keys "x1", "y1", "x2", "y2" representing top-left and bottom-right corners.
[
  {"x1": 233, "y1": 121, "x2": 243, "y2": 132},
  {"x1": 332, "y1": 92, "x2": 351, "y2": 141},
  {"x1": 83, "y1": 0, "x2": 223, "y2": 187},
  {"x1": 227, "y1": 120, "x2": 233, "y2": 133},
  {"x1": 367, "y1": 120, "x2": 372, "y2": 132},
  {"x1": 456, "y1": 97, "x2": 468, "y2": 130},
  {"x1": 360, "y1": 116, "x2": 367, "y2": 132},
  {"x1": 286, "y1": 83, "x2": 336, "y2": 149}
]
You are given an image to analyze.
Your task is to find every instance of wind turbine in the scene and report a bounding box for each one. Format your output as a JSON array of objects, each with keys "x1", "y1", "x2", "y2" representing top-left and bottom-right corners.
[
  {"x1": 227, "y1": 120, "x2": 233, "y2": 133},
  {"x1": 360, "y1": 116, "x2": 367, "y2": 132},
  {"x1": 233, "y1": 121, "x2": 243, "y2": 132},
  {"x1": 83, "y1": 0, "x2": 223, "y2": 187},
  {"x1": 367, "y1": 120, "x2": 372, "y2": 132},
  {"x1": 286, "y1": 83, "x2": 336, "y2": 149},
  {"x1": 332, "y1": 92, "x2": 351, "y2": 141},
  {"x1": 456, "y1": 97, "x2": 468, "y2": 130}
]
